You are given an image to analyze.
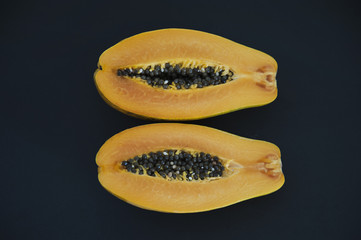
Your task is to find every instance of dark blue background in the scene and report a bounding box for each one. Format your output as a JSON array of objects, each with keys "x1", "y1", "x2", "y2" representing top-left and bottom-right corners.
[{"x1": 1, "y1": 0, "x2": 360, "y2": 239}]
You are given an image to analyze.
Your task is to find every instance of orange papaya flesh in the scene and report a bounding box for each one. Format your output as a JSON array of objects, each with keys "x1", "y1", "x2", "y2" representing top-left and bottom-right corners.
[
  {"x1": 96, "y1": 123, "x2": 284, "y2": 213},
  {"x1": 95, "y1": 28, "x2": 278, "y2": 120}
]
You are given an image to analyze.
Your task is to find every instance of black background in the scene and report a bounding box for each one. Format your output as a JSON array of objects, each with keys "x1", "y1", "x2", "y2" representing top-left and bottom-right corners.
[{"x1": 1, "y1": 0, "x2": 360, "y2": 239}]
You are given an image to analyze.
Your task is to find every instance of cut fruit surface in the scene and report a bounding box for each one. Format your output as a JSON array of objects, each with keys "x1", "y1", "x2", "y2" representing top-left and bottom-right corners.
[
  {"x1": 96, "y1": 123, "x2": 284, "y2": 213},
  {"x1": 95, "y1": 28, "x2": 278, "y2": 120}
]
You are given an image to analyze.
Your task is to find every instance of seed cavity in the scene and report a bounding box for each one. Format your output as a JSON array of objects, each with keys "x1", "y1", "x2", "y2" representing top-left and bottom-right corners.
[
  {"x1": 120, "y1": 150, "x2": 225, "y2": 181},
  {"x1": 116, "y1": 62, "x2": 234, "y2": 90}
]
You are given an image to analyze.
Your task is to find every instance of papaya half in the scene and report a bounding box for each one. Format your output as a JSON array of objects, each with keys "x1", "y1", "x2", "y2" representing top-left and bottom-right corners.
[
  {"x1": 94, "y1": 28, "x2": 278, "y2": 120},
  {"x1": 96, "y1": 123, "x2": 284, "y2": 213}
]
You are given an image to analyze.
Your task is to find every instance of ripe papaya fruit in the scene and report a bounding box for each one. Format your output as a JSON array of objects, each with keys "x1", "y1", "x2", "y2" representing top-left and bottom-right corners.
[
  {"x1": 95, "y1": 28, "x2": 278, "y2": 120},
  {"x1": 96, "y1": 123, "x2": 284, "y2": 213}
]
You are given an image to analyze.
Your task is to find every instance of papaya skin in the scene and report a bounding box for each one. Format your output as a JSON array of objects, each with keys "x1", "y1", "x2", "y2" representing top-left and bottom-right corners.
[
  {"x1": 96, "y1": 123, "x2": 284, "y2": 213},
  {"x1": 94, "y1": 29, "x2": 278, "y2": 120}
]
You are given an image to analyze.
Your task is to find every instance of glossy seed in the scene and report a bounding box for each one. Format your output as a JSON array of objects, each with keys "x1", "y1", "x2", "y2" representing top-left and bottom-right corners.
[
  {"x1": 117, "y1": 63, "x2": 233, "y2": 90},
  {"x1": 120, "y1": 149, "x2": 224, "y2": 181}
]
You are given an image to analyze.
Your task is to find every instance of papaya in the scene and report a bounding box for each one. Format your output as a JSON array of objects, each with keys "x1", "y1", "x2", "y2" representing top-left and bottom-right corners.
[
  {"x1": 94, "y1": 28, "x2": 278, "y2": 120},
  {"x1": 96, "y1": 123, "x2": 284, "y2": 213}
]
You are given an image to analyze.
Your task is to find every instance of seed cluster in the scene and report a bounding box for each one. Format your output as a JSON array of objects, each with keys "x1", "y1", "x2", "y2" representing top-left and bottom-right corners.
[
  {"x1": 117, "y1": 63, "x2": 234, "y2": 89},
  {"x1": 121, "y1": 150, "x2": 225, "y2": 181}
]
